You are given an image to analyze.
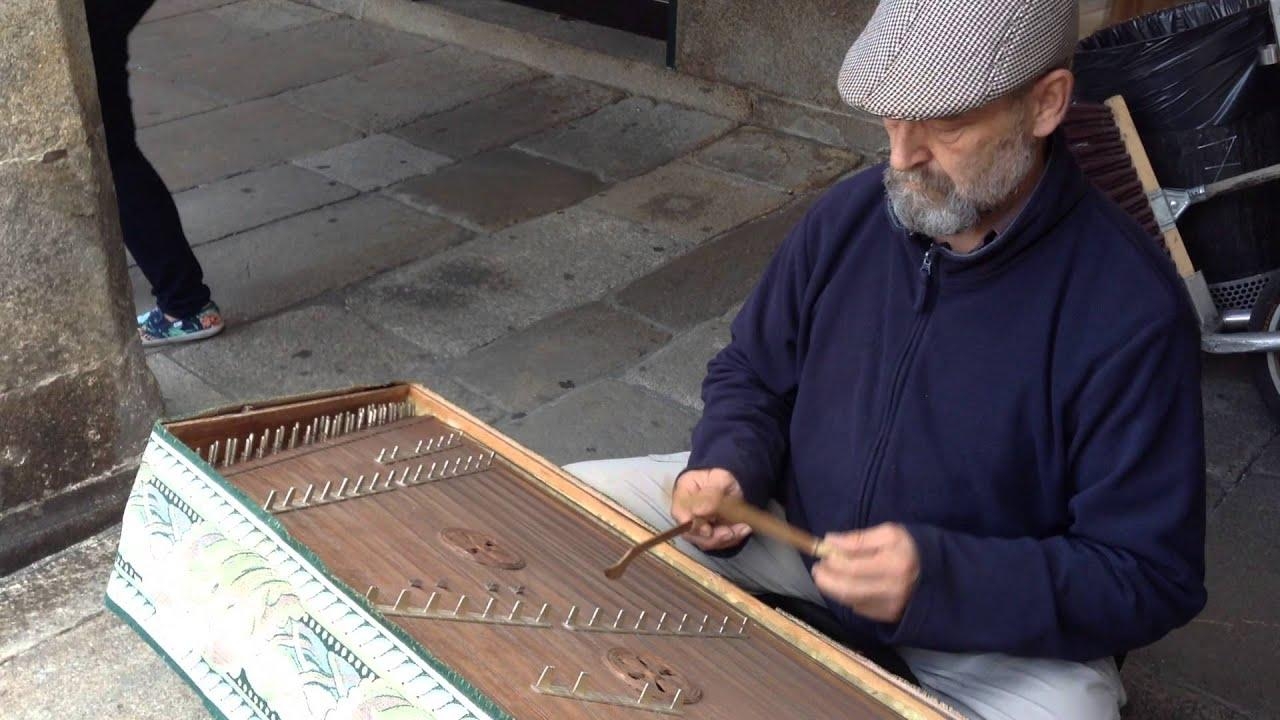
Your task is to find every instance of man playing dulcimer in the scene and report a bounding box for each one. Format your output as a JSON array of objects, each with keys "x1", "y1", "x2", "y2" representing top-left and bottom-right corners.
[{"x1": 569, "y1": 1, "x2": 1207, "y2": 717}]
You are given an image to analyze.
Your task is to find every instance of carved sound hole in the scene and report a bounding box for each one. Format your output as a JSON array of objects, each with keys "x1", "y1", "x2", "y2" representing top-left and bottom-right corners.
[
  {"x1": 438, "y1": 528, "x2": 525, "y2": 570},
  {"x1": 605, "y1": 648, "x2": 702, "y2": 705}
]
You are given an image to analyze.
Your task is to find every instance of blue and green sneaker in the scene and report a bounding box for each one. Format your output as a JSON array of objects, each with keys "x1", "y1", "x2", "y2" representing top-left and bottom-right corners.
[{"x1": 137, "y1": 301, "x2": 224, "y2": 347}]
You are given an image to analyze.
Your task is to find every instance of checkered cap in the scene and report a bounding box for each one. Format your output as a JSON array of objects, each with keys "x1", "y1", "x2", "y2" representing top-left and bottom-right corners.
[{"x1": 838, "y1": 0, "x2": 1078, "y2": 119}]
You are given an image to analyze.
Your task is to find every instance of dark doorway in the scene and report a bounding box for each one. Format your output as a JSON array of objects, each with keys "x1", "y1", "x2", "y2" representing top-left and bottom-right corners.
[{"x1": 500, "y1": 0, "x2": 678, "y2": 66}]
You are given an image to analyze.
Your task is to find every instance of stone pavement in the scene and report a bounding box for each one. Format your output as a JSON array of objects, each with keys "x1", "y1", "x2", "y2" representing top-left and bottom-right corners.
[{"x1": 2, "y1": 1, "x2": 1279, "y2": 717}]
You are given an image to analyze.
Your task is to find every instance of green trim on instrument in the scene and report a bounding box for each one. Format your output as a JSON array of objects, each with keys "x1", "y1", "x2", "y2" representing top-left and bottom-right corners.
[
  {"x1": 149, "y1": 421, "x2": 516, "y2": 720},
  {"x1": 105, "y1": 593, "x2": 237, "y2": 720}
]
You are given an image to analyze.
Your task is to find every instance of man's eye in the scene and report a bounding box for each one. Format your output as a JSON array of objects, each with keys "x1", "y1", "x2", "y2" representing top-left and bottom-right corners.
[{"x1": 930, "y1": 122, "x2": 964, "y2": 140}]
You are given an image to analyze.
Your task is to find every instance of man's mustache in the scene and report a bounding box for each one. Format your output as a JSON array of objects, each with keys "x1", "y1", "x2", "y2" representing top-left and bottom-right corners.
[{"x1": 886, "y1": 167, "x2": 956, "y2": 199}]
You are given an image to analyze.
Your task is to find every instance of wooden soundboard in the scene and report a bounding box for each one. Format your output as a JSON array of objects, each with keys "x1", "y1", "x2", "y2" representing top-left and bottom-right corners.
[{"x1": 152, "y1": 383, "x2": 958, "y2": 720}]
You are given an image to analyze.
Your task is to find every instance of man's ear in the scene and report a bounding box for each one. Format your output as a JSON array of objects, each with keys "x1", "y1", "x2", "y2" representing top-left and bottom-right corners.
[{"x1": 1029, "y1": 68, "x2": 1074, "y2": 138}]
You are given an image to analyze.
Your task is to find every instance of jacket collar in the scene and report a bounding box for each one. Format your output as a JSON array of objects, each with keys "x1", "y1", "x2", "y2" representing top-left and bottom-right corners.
[{"x1": 887, "y1": 130, "x2": 1090, "y2": 279}]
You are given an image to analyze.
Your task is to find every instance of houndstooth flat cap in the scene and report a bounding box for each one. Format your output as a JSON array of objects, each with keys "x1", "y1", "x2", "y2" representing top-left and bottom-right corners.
[{"x1": 838, "y1": 0, "x2": 1078, "y2": 120}]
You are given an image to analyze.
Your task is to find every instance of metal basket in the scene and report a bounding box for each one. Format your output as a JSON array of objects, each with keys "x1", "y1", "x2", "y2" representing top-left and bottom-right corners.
[{"x1": 1208, "y1": 269, "x2": 1280, "y2": 313}]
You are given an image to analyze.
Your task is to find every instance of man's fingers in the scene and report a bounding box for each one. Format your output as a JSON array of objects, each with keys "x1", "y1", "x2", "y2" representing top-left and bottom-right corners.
[
  {"x1": 671, "y1": 468, "x2": 750, "y2": 552},
  {"x1": 822, "y1": 532, "x2": 876, "y2": 556},
  {"x1": 814, "y1": 555, "x2": 896, "y2": 586},
  {"x1": 810, "y1": 525, "x2": 919, "y2": 624},
  {"x1": 685, "y1": 530, "x2": 740, "y2": 551},
  {"x1": 688, "y1": 493, "x2": 722, "y2": 518},
  {"x1": 812, "y1": 562, "x2": 902, "y2": 609}
]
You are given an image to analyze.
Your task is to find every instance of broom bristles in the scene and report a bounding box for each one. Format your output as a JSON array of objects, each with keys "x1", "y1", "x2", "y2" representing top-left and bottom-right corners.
[{"x1": 1063, "y1": 101, "x2": 1163, "y2": 242}]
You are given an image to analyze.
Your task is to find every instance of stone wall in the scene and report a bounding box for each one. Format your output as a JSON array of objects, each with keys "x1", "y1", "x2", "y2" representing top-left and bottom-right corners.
[
  {"x1": 676, "y1": 0, "x2": 876, "y2": 112},
  {"x1": 674, "y1": 0, "x2": 885, "y2": 152},
  {"x1": 0, "y1": 0, "x2": 162, "y2": 573}
]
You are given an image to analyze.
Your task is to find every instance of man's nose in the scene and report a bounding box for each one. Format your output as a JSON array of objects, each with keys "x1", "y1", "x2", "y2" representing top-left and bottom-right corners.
[{"x1": 885, "y1": 121, "x2": 931, "y2": 172}]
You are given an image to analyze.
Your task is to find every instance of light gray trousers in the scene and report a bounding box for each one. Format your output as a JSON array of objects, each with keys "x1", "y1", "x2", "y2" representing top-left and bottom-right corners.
[{"x1": 564, "y1": 452, "x2": 1126, "y2": 720}]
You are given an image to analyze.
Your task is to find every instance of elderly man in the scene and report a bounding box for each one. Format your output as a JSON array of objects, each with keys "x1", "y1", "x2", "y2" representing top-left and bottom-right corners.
[{"x1": 566, "y1": 0, "x2": 1207, "y2": 718}]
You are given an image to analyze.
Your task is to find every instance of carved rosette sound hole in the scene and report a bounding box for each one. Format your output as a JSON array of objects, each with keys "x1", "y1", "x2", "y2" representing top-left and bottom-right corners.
[
  {"x1": 439, "y1": 528, "x2": 525, "y2": 570},
  {"x1": 604, "y1": 648, "x2": 702, "y2": 705}
]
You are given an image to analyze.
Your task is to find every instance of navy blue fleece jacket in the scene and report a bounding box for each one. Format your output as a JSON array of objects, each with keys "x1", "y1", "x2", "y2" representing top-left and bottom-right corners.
[{"x1": 687, "y1": 137, "x2": 1207, "y2": 661}]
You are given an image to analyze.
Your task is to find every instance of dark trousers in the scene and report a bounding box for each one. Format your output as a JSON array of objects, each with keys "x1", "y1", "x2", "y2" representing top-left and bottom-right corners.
[{"x1": 84, "y1": 0, "x2": 211, "y2": 318}]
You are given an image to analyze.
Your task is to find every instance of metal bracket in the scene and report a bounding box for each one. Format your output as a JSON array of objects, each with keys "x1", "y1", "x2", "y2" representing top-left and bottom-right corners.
[
  {"x1": 1146, "y1": 187, "x2": 1193, "y2": 231},
  {"x1": 563, "y1": 605, "x2": 748, "y2": 639},
  {"x1": 375, "y1": 432, "x2": 463, "y2": 465},
  {"x1": 532, "y1": 666, "x2": 685, "y2": 716},
  {"x1": 202, "y1": 400, "x2": 414, "y2": 468},
  {"x1": 368, "y1": 587, "x2": 552, "y2": 628},
  {"x1": 264, "y1": 450, "x2": 496, "y2": 513}
]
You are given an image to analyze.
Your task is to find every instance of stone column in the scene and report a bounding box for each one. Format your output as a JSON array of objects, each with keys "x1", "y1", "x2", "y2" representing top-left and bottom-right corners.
[{"x1": 0, "y1": 0, "x2": 162, "y2": 573}]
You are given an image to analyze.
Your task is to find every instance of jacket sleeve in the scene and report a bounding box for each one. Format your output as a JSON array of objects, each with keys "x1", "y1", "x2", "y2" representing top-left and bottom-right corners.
[
  {"x1": 886, "y1": 314, "x2": 1207, "y2": 661},
  {"x1": 683, "y1": 208, "x2": 819, "y2": 511}
]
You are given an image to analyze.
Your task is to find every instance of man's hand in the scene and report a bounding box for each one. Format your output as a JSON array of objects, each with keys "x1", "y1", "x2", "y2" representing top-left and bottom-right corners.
[
  {"x1": 671, "y1": 468, "x2": 753, "y2": 551},
  {"x1": 811, "y1": 524, "x2": 921, "y2": 623}
]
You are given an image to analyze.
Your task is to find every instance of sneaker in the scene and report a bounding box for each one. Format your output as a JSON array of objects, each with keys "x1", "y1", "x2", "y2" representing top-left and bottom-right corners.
[{"x1": 138, "y1": 301, "x2": 224, "y2": 347}]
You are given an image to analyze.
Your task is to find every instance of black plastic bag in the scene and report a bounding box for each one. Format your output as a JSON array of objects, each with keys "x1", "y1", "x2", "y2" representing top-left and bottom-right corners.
[
  {"x1": 1074, "y1": 0, "x2": 1280, "y2": 285},
  {"x1": 1075, "y1": 0, "x2": 1279, "y2": 131}
]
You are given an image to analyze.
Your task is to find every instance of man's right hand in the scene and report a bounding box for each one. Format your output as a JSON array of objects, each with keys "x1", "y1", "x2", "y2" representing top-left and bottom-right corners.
[{"x1": 672, "y1": 468, "x2": 753, "y2": 551}]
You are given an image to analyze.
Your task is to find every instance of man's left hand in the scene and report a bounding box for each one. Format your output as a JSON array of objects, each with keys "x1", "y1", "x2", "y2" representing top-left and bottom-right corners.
[{"x1": 811, "y1": 524, "x2": 921, "y2": 623}]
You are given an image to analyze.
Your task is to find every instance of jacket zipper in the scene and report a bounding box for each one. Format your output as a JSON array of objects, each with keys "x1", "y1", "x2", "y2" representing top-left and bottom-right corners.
[{"x1": 856, "y1": 243, "x2": 939, "y2": 527}]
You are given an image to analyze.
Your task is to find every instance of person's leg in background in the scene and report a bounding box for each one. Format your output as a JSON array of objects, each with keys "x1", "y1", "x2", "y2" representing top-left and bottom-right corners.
[{"x1": 83, "y1": 0, "x2": 222, "y2": 346}]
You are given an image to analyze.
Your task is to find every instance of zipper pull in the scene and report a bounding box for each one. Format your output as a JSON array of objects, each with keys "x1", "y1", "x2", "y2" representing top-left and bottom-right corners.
[
  {"x1": 914, "y1": 244, "x2": 938, "y2": 312},
  {"x1": 920, "y1": 244, "x2": 937, "y2": 277}
]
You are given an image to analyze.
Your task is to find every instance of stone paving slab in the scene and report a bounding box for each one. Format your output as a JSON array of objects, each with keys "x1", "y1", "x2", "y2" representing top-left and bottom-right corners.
[
  {"x1": 584, "y1": 159, "x2": 792, "y2": 244},
  {"x1": 393, "y1": 75, "x2": 622, "y2": 159},
  {"x1": 624, "y1": 310, "x2": 733, "y2": 411},
  {"x1": 139, "y1": 97, "x2": 362, "y2": 191},
  {"x1": 129, "y1": 69, "x2": 225, "y2": 128},
  {"x1": 284, "y1": 45, "x2": 540, "y2": 133},
  {"x1": 1129, "y1": 459, "x2": 1280, "y2": 719},
  {"x1": 1200, "y1": 357, "x2": 1279, "y2": 507},
  {"x1": 423, "y1": 0, "x2": 666, "y2": 65},
  {"x1": 160, "y1": 18, "x2": 438, "y2": 103},
  {"x1": 293, "y1": 134, "x2": 451, "y2": 191},
  {"x1": 450, "y1": 302, "x2": 670, "y2": 413},
  {"x1": 145, "y1": 353, "x2": 231, "y2": 418},
  {"x1": 497, "y1": 380, "x2": 699, "y2": 465},
  {"x1": 165, "y1": 301, "x2": 505, "y2": 422},
  {"x1": 385, "y1": 148, "x2": 606, "y2": 231},
  {"x1": 133, "y1": 194, "x2": 469, "y2": 322},
  {"x1": 0, "y1": 612, "x2": 207, "y2": 720},
  {"x1": 207, "y1": 0, "x2": 333, "y2": 33},
  {"x1": 141, "y1": 0, "x2": 239, "y2": 23},
  {"x1": 614, "y1": 195, "x2": 815, "y2": 331},
  {"x1": 344, "y1": 206, "x2": 692, "y2": 358},
  {"x1": 174, "y1": 163, "x2": 357, "y2": 245},
  {"x1": 689, "y1": 125, "x2": 863, "y2": 192},
  {"x1": 0, "y1": 527, "x2": 120, "y2": 663},
  {"x1": 1121, "y1": 664, "x2": 1250, "y2": 719},
  {"x1": 304, "y1": 0, "x2": 364, "y2": 15},
  {"x1": 129, "y1": 9, "x2": 259, "y2": 68},
  {"x1": 515, "y1": 97, "x2": 737, "y2": 181}
]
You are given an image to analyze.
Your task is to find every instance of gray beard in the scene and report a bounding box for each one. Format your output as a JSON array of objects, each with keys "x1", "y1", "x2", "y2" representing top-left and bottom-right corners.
[{"x1": 884, "y1": 131, "x2": 1037, "y2": 238}]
